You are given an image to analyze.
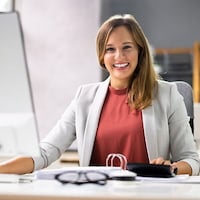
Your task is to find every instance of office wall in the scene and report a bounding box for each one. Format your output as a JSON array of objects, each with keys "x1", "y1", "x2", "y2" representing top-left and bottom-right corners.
[
  {"x1": 100, "y1": 0, "x2": 200, "y2": 48},
  {"x1": 15, "y1": 0, "x2": 101, "y2": 140}
]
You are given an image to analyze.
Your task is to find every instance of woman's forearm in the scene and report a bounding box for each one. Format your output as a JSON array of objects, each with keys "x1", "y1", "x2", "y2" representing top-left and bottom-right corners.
[{"x1": 0, "y1": 156, "x2": 34, "y2": 174}]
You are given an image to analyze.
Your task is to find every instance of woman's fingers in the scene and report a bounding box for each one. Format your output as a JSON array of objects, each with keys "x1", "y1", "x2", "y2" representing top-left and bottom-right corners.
[
  {"x1": 150, "y1": 157, "x2": 171, "y2": 165},
  {"x1": 150, "y1": 158, "x2": 178, "y2": 174}
]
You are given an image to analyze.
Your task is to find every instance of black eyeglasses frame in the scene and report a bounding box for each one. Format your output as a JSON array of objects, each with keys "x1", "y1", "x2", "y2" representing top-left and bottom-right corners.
[{"x1": 54, "y1": 170, "x2": 110, "y2": 185}]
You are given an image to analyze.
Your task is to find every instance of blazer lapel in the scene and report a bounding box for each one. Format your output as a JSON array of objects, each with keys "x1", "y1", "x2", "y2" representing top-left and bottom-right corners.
[
  {"x1": 80, "y1": 78, "x2": 110, "y2": 166},
  {"x1": 142, "y1": 101, "x2": 159, "y2": 161}
]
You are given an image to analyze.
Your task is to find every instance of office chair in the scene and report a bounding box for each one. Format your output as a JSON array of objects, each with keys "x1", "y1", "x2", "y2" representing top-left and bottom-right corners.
[{"x1": 174, "y1": 81, "x2": 194, "y2": 133}]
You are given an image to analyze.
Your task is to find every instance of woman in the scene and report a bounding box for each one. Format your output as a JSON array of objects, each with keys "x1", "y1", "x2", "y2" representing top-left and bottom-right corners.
[{"x1": 0, "y1": 14, "x2": 199, "y2": 175}]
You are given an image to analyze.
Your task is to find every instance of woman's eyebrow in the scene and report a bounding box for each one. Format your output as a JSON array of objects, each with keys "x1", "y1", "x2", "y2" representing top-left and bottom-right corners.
[
  {"x1": 106, "y1": 41, "x2": 134, "y2": 46},
  {"x1": 123, "y1": 41, "x2": 135, "y2": 45},
  {"x1": 105, "y1": 44, "x2": 113, "y2": 47}
]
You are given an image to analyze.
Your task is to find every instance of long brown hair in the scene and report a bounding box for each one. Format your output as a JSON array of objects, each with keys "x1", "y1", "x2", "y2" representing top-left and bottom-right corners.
[{"x1": 96, "y1": 14, "x2": 158, "y2": 110}]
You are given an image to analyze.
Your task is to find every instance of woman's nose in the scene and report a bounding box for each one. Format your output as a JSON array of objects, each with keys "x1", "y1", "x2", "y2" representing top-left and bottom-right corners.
[{"x1": 115, "y1": 49, "x2": 124, "y2": 59}]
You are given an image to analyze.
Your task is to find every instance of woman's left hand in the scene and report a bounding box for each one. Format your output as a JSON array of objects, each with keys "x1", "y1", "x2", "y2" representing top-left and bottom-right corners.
[
  {"x1": 150, "y1": 157, "x2": 171, "y2": 165},
  {"x1": 150, "y1": 157, "x2": 193, "y2": 175}
]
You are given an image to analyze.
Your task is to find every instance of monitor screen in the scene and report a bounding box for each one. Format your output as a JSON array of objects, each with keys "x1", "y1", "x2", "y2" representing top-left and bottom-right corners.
[{"x1": 0, "y1": 12, "x2": 40, "y2": 157}]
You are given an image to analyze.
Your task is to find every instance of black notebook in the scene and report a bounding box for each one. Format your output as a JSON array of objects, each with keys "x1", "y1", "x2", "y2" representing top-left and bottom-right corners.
[{"x1": 127, "y1": 163, "x2": 177, "y2": 178}]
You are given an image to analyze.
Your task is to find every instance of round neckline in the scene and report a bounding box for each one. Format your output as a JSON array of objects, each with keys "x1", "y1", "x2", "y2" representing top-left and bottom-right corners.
[{"x1": 109, "y1": 86, "x2": 127, "y2": 95}]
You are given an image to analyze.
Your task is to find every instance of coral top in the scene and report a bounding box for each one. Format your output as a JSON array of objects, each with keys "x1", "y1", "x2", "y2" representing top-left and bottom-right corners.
[{"x1": 90, "y1": 86, "x2": 149, "y2": 167}]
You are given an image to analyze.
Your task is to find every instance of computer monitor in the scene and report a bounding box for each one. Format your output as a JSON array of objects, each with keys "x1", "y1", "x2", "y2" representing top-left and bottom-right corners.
[{"x1": 0, "y1": 12, "x2": 40, "y2": 157}]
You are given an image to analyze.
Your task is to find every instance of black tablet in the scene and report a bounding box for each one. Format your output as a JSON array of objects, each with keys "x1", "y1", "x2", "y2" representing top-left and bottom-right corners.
[{"x1": 127, "y1": 163, "x2": 177, "y2": 178}]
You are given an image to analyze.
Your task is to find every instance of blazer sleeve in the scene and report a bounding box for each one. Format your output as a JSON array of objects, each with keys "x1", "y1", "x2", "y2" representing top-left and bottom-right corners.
[
  {"x1": 168, "y1": 83, "x2": 200, "y2": 175},
  {"x1": 32, "y1": 96, "x2": 77, "y2": 170}
]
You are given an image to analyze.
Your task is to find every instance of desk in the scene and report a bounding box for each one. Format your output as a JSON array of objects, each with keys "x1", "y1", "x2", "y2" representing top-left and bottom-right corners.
[{"x1": 1, "y1": 177, "x2": 200, "y2": 200}]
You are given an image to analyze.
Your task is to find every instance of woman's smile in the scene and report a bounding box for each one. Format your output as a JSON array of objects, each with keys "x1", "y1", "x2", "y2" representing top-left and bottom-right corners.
[{"x1": 113, "y1": 62, "x2": 129, "y2": 69}]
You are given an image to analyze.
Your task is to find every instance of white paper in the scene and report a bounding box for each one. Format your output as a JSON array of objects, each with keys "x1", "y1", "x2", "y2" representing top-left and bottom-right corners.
[
  {"x1": 136, "y1": 174, "x2": 192, "y2": 183},
  {"x1": 35, "y1": 166, "x2": 121, "y2": 180}
]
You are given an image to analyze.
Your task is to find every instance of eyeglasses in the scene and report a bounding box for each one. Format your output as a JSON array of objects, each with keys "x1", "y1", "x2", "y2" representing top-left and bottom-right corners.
[
  {"x1": 55, "y1": 170, "x2": 109, "y2": 185},
  {"x1": 55, "y1": 169, "x2": 136, "y2": 185}
]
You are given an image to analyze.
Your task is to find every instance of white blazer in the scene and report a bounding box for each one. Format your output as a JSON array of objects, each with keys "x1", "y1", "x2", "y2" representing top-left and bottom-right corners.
[{"x1": 34, "y1": 77, "x2": 200, "y2": 175}]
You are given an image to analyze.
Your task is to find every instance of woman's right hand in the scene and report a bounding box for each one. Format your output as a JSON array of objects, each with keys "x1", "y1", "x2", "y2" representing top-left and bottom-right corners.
[{"x1": 0, "y1": 156, "x2": 34, "y2": 174}]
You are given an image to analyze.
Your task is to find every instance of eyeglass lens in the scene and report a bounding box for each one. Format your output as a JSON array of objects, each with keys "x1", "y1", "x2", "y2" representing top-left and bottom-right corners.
[{"x1": 56, "y1": 171, "x2": 108, "y2": 185}]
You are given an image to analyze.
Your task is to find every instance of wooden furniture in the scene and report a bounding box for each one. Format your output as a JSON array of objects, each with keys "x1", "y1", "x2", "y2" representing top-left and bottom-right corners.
[
  {"x1": 193, "y1": 42, "x2": 200, "y2": 102},
  {"x1": 155, "y1": 42, "x2": 200, "y2": 102}
]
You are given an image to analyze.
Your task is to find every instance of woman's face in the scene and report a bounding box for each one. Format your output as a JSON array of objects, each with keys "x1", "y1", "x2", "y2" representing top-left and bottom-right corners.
[{"x1": 103, "y1": 26, "x2": 139, "y2": 89}]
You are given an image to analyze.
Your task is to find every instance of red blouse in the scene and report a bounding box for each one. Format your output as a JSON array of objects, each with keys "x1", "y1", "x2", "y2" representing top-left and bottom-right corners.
[{"x1": 90, "y1": 86, "x2": 149, "y2": 167}]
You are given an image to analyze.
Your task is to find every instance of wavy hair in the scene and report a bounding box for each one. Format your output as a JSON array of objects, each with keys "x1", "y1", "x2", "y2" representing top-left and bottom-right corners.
[{"x1": 96, "y1": 14, "x2": 158, "y2": 110}]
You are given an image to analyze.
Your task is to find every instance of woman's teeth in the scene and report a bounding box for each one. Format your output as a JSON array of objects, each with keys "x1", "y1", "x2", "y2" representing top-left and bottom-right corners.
[{"x1": 113, "y1": 63, "x2": 129, "y2": 68}]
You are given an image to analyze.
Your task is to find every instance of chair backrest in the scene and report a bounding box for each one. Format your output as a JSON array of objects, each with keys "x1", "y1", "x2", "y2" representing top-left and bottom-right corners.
[{"x1": 174, "y1": 81, "x2": 194, "y2": 133}]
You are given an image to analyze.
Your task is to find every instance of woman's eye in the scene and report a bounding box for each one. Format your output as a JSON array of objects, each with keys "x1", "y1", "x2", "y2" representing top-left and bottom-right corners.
[
  {"x1": 105, "y1": 47, "x2": 115, "y2": 52},
  {"x1": 123, "y1": 45, "x2": 132, "y2": 50}
]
